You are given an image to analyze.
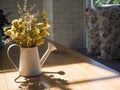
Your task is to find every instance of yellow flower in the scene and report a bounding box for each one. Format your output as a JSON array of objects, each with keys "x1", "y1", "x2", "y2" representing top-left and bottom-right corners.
[
  {"x1": 40, "y1": 30, "x2": 49, "y2": 37},
  {"x1": 35, "y1": 23, "x2": 44, "y2": 28},
  {"x1": 12, "y1": 19, "x2": 19, "y2": 28},
  {"x1": 36, "y1": 39, "x2": 44, "y2": 47},
  {"x1": 18, "y1": 18, "x2": 23, "y2": 24},
  {"x1": 4, "y1": 0, "x2": 50, "y2": 47}
]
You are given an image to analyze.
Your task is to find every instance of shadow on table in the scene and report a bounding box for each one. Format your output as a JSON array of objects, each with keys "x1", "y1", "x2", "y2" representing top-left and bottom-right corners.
[{"x1": 15, "y1": 71, "x2": 71, "y2": 90}]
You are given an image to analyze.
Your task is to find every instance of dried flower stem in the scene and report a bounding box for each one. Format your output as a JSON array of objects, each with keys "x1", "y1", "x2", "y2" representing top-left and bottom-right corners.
[{"x1": 4, "y1": 0, "x2": 50, "y2": 47}]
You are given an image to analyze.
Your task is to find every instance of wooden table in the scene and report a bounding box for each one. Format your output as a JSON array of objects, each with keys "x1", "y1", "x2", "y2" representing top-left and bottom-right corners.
[{"x1": 0, "y1": 39, "x2": 120, "y2": 90}]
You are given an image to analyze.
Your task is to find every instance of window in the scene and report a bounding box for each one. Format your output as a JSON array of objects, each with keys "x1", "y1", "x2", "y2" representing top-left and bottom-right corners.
[{"x1": 93, "y1": 0, "x2": 120, "y2": 6}]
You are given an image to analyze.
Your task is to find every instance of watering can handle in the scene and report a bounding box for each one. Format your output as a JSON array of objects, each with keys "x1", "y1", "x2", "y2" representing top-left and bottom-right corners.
[{"x1": 7, "y1": 44, "x2": 21, "y2": 70}]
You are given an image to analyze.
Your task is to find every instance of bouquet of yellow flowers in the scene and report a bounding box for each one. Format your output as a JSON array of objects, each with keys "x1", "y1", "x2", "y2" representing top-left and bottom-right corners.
[{"x1": 4, "y1": 0, "x2": 50, "y2": 48}]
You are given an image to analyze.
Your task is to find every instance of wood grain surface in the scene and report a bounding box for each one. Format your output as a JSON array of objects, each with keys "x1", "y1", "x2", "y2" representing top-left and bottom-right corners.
[{"x1": 0, "y1": 39, "x2": 120, "y2": 90}]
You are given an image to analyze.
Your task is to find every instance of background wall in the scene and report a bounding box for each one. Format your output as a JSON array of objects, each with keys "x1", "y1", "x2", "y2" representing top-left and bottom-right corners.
[
  {"x1": 0, "y1": 0, "x2": 86, "y2": 49},
  {"x1": 42, "y1": 0, "x2": 54, "y2": 40},
  {"x1": 0, "y1": 0, "x2": 43, "y2": 22},
  {"x1": 52, "y1": 0, "x2": 86, "y2": 49}
]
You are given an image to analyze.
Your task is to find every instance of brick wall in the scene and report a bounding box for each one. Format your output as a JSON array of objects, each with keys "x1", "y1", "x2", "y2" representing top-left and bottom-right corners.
[{"x1": 52, "y1": 0, "x2": 86, "y2": 48}]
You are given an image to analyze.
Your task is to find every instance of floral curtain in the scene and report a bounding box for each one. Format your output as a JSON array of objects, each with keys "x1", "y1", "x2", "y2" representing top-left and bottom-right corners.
[
  {"x1": 86, "y1": 8, "x2": 100, "y2": 54},
  {"x1": 96, "y1": 5, "x2": 120, "y2": 60},
  {"x1": 86, "y1": 4, "x2": 120, "y2": 60}
]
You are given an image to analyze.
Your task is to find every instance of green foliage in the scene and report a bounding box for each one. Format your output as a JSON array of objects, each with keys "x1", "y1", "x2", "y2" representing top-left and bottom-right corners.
[
  {"x1": 93, "y1": 0, "x2": 120, "y2": 6},
  {"x1": 94, "y1": 0, "x2": 108, "y2": 6},
  {"x1": 113, "y1": 0, "x2": 120, "y2": 4}
]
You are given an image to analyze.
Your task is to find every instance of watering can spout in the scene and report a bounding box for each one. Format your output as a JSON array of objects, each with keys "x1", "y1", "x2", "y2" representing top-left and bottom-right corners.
[{"x1": 40, "y1": 42, "x2": 57, "y2": 67}]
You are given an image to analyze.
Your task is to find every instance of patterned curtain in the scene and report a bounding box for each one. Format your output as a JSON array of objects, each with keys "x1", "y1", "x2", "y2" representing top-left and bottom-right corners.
[{"x1": 86, "y1": 4, "x2": 120, "y2": 60}]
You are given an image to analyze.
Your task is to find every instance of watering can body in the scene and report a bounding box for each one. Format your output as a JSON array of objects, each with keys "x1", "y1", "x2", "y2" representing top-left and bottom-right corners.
[
  {"x1": 7, "y1": 42, "x2": 57, "y2": 77},
  {"x1": 19, "y1": 47, "x2": 41, "y2": 76}
]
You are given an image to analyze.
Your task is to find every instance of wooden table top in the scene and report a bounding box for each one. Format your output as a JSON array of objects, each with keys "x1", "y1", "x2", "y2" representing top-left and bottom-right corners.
[{"x1": 0, "y1": 39, "x2": 120, "y2": 90}]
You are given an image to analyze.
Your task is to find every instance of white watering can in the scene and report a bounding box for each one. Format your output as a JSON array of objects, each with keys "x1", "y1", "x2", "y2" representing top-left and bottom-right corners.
[{"x1": 7, "y1": 42, "x2": 57, "y2": 77}]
